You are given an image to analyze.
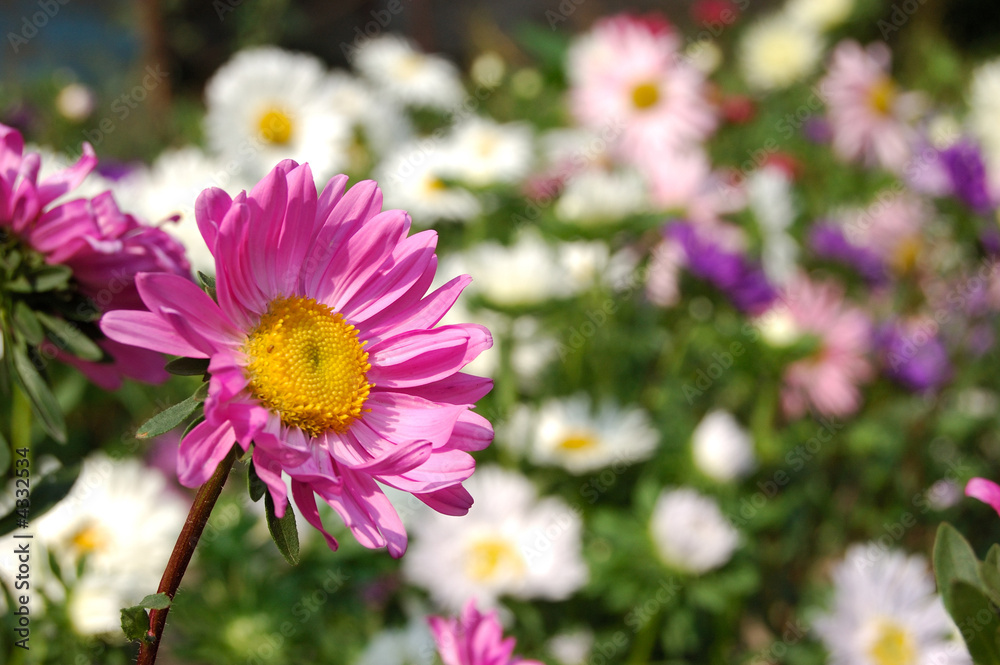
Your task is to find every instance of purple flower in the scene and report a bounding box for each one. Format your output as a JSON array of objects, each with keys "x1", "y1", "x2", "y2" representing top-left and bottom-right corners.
[
  {"x1": 876, "y1": 320, "x2": 951, "y2": 392},
  {"x1": 938, "y1": 140, "x2": 993, "y2": 215},
  {"x1": 666, "y1": 222, "x2": 776, "y2": 315},
  {"x1": 809, "y1": 223, "x2": 887, "y2": 285}
]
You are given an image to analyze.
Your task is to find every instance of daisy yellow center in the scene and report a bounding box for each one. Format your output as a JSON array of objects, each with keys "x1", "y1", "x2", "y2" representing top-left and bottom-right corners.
[
  {"x1": 891, "y1": 236, "x2": 921, "y2": 274},
  {"x1": 258, "y1": 108, "x2": 294, "y2": 145},
  {"x1": 71, "y1": 522, "x2": 109, "y2": 554},
  {"x1": 466, "y1": 536, "x2": 525, "y2": 582},
  {"x1": 631, "y1": 81, "x2": 661, "y2": 110},
  {"x1": 868, "y1": 621, "x2": 916, "y2": 665},
  {"x1": 869, "y1": 77, "x2": 897, "y2": 116},
  {"x1": 244, "y1": 296, "x2": 372, "y2": 438},
  {"x1": 558, "y1": 431, "x2": 598, "y2": 451}
]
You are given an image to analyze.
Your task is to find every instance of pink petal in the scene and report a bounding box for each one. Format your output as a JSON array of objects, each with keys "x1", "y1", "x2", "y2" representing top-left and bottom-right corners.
[
  {"x1": 364, "y1": 275, "x2": 472, "y2": 345},
  {"x1": 100, "y1": 310, "x2": 207, "y2": 358},
  {"x1": 967, "y1": 478, "x2": 1000, "y2": 517},
  {"x1": 136, "y1": 272, "x2": 238, "y2": 348},
  {"x1": 194, "y1": 186, "x2": 233, "y2": 255},
  {"x1": 177, "y1": 419, "x2": 239, "y2": 487},
  {"x1": 416, "y1": 484, "x2": 474, "y2": 516},
  {"x1": 367, "y1": 325, "x2": 491, "y2": 389},
  {"x1": 291, "y1": 479, "x2": 341, "y2": 551},
  {"x1": 363, "y1": 392, "x2": 467, "y2": 447},
  {"x1": 399, "y1": 373, "x2": 494, "y2": 406},
  {"x1": 214, "y1": 196, "x2": 267, "y2": 325},
  {"x1": 319, "y1": 209, "x2": 409, "y2": 309},
  {"x1": 251, "y1": 448, "x2": 290, "y2": 516},
  {"x1": 36, "y1": 143, "x2": 97, "y2": 207},
  {"x1": 274, "y1": 162, "x2": 317, "y2": 294},
  {"x1": 340, "y1": 230, "x2": 437, "y2": 323},
  {"x1": 246, "y1": 162, "x2": 292, "y2": 295}
]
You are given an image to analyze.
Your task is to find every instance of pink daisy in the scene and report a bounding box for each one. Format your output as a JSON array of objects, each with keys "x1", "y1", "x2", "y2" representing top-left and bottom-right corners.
[
  {"x1": 820, "y1": 40, "x2": 922, "y2": 172},
  {"x1": 966, "y1": 478, "x2": 1000, "y2": 518},
  {"x1": 430, "y1": 600, "x2": 544, "y2": 665},
  {"x1": 567, "y1": 13, "x2": 717, "y2": 164},
  {"x1": 0, "y1": 123, "x2": 189, "y2": 389},
  {"x1": 779, "y1": 274, "x2": 873, "y2": 418},
  {"x1": 101, "y1": 160, "x2": 493, "y2": 557},
  {"x1": 841, "y1": 194, "x2": 928, "y2": 275}
]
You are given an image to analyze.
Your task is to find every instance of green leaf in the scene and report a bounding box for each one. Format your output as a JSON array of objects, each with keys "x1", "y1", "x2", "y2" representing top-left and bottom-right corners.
[
  {"x1": 934, "y1": 523, "x2": 983, "y2": 617},
  {"x1": 12, "y1": 302, "x2": 44, "y2": 345},
  {"x1": 11, "y1": 346, "x2": 65, "y2": 443},
  {"x1": 0, "y1": 463, "x2": 81, "y2": 536},
  {"x1": 950, "y1": 581, "x2": 1000, "y2": 664},
  {"x1": 264, "y1": 491, "x2": 300, "y2": 565},
  {"x1": 35, "y1": 311, "x2": 103, "y2": 362},
  {"x1": 0, "y1": 428, "x2": 10, "y2": 476},
  {"x1": 136, "y1": 393, "x2": 202, "y2": 440},
  {"x1": 980, "y1": 545, "x2": 1000, "y2": 608},
  {"x1": 247, "y1": 461, "x2": 266, "y2": 502},
  {"x1": 164, "y1": 356, "x2": 210, "y2": 376},
  {"x1": 198, "y1": 271, "x2": 217, "y2": 300},
  {"x1": 136, "y1": 592, "x2": 171, "y2": 610},
  {"x1": 120, "y1": 605, "x2": 151, "y2": 643}
]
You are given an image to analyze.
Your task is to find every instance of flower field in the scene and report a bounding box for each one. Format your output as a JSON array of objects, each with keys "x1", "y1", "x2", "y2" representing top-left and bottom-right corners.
[{"x1": 3, "y1": 1, "x2": 1000, "y2": 663}]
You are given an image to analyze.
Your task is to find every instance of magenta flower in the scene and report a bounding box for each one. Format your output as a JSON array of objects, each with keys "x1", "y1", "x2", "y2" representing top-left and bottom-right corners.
[
  {"x1": 101, "y1": 161, "x2": 493, "y2": 557},
  {"x1": 966, "y1": 478, "x2": 1000, "y2": 517},
  {"x1": 0, "y1": 123, "x2": 189, "y2": 388},
  {"x1": 429, "y1": 600, "x2": 544, "y2": 665}
]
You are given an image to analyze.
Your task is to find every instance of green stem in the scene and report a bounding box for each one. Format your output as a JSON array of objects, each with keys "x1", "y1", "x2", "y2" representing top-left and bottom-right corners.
[
  {"x1": 136, "y1": 445, "x2": 238, "y2": 665},
  {"x1": 11, "y1": 383, "x2": 31, "y2": 451}
]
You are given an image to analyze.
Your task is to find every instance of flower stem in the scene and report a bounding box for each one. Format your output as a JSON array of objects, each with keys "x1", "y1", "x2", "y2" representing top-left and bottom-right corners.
[
  {"x1": 137, "y1": 445, "x2": 238, "y2": 665},
  {"x1": 11, "y1": 384, "x2": 32, "y2": 451}
]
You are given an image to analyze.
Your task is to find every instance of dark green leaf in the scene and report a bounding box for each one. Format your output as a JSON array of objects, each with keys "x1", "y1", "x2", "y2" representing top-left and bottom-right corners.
[
  {"x1": 12, "y1": 302, "x2": 44, "y2": 345},
  {"x1": 136, "y1": 394, "x2": 202, "y2": 440},
  {"x1": 950, "y1": 581, "x2": 1000, "y2": 664},
  {"x1": 934, "y1": 523, "x2": 983, "y2": 617},
  {"x1": 164, "y1": 356, "x2": 210, "y2": 376},
  {"x1": 0, "y1": 428, "x2": 9, "y2": 476},
  {"x1": 0, "y1": 463, "x2": 81, "y2": 536},
  {"x1": 29, "y1": 264, "x2": 73, "y2": 292},
  {"x1": 11, "y1": 346, "x2": 65, "y2": 443},
  {"x1": 981, "y1": 545, "x2": 1000, "y2": 608},
  {"x1": 198, "y1": 271, "x2": 217, "y2": 300},
  {"x1": 182, "y1": 414, "x2": 206, "y2": 440},
  {"x1": 136, "y1": 592, "x2": 171, "y2": 610},
  {"x1": 35, "y1": 311, "x2": 103, "y2": 362},
  {"x1": 247, "y1": 461, "x2": 266, "y2": 502},
  {"x1": 120, "y1": 605, "x2": 151, "y2": 643},
  {"x1": 264, "y1": 491, "x2": 300, "y2": 565}
]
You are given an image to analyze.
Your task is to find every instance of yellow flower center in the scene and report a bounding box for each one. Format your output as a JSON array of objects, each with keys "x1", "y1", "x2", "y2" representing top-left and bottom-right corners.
[
  {"x1": 70, "y1": 522, "x2": 109, "y2": 554},
  {"x1": 465, "y1": 536, "x2": 525, "y2": 582},
  {"x1": 425, "y1": 176, "x2": 448, "y2": 192},
  {"x1": 631, "y1": 81, "x2": 661, "y2": 110},
  {"x1": 258, "y1": 108, "x2": 294, "y2": 145},
  {"x1": 869, "y1": 77, "x2": 897, "y2": 116},
  {"x1": 868, "y1": 621, "x2": 916, "y2": 665},
  {"x1": 558, "y1": 432, "x2": 598, "y2": 451},
  {"x1": 244, "y1": 296, "x2": 372, "y2": 437},
  {"x1": 891, "y1": 236, "x2": 921, "y2": 274}
]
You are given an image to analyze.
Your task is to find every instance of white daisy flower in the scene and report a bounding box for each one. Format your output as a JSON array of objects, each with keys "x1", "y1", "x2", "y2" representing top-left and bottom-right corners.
[
  {"x1": 505, "y1": 394, "x2": 659, "y2": 474},
  {"x1": 691, "y1": 410, "x2": 756, "y2": 483},
  {"x1": 649, "y1": 488, "x2": 739, "y2": 574},
  {"x1": 4, "y1": 455, "x2": 188, "y2": 635},
  {"x1": 968, "y1": 58, "x2": 1000, "y2": 190},
  {"x1": 548, "y1": 629, "x2": 595, "y2": 665},
  {"x1": 450, "y1": 230, "x2": 577, "y2": 306},
  {"x1": 352, "y1": 34, "x2": 465, "y2": 111},
  {"x1": 403, "y1": 466, "x2": 588, "y2": 612},
  {"x1": 325, "y1": 71, "x2": 413, "y2": 157},
  {"x1": 114, "y1": 146, "x2": 242, "y2": 274},
  {"x1": 747, "y1": 166, "x2": 799, "y2": 285},
  {"x1": 555, "y1": 168, "x2": 648, "y2": 225},
  {"x1": 443, "y1": 117, "x2": 533, "y2": 187},
  {"x1": 203, "y1": 46, "x2": 351, "y2": 182},
  {"x1": 376, "y1": 141, "x2": 481, "y2": 224},
  {"x1": 557, "y1": 240, "x2": 639, "y2": 293},
  {"x1": 739, "y1": 13, "x2": 824, "y2": 91},
  {"x1": 786, "y1": 0, "x2": 854, "y2": 30},
  {"x1": 813, "y1": 543, "x2": 971, "y2": 665}
]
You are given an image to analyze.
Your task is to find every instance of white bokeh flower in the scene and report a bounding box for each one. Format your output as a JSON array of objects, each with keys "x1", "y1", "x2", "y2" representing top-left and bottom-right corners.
[
  {"x1": 376, "y1": 141, "x2": 481, "y2": 224},
  {"x1": 968, "y1": 58, "x2": 1000, "y2": 190},
  {"x1": 649, "y1": 488, "x2": 739, "y2": 574},
  {"x1": 355, "y1": 616, "x2": 437, "y2": 665},
  {"x1": 505, "y1": 394, "x2": 659, "y2": 474},
  {"x1": 813, "y1": 543, "x2": 971, "y2": 665},
  {"x1": 548, "y1": 629, "x2": 595, "y2": 665},
  {"x1": 786, "y1": 0, "x2": 854, "y2": 30},
  {"x1": 691, "y1": 410, "x2": 756, "y2": 483},
  {"x1": 403, "y1": 466, "x2": 587, "y2": 611},
  {"x1": 555, "y1": 168, "x2": 648, "y2": 225},
  {"x1": 739, "y1": 13, "x2": 823, "y2": 91},
  {"x1": 352, "y1": 34, "x2": 465, "y2": 111},
  {"x1": 325, "y1": 71, "x2": 414, "y2": 158},
  {"x1": 443, "y1": 117, "x2": 533, "y2": 187},
  {"x1": 203, "y1": 46, "x2": 351, "y2": 182}
]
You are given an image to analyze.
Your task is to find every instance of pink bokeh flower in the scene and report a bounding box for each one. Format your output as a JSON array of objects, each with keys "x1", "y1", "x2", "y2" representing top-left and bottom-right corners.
[
  {"x1": 101, "y1": 161, "x2": 493, "y2": 557},
  {"x1": 0, "y1": 123, "x2": 190, "y2": 388},
  {"x1": 429, "y1": 600, "x2": 543, "y2": 665},
  {"x1": 966, "y1": 478, "x2": 1000, "y2": 517},
  {"x1": 820, "y1": 41, "x2": 922, "y2": 172},
  {"x1": 567, "y1": 13, "x2": 717, "y2": 164},
  {"x1": 779, "y1": 274, "x2": 874, "y2": 418}
]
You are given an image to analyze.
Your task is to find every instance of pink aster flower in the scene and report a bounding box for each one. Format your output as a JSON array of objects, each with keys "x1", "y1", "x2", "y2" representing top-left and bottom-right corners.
[
  {"x1": 0, "y1": 123, "x2": 190, "y2": 388},
  {"x1": 820, "y1": 41, "x2": 922, "y2": 172},
  {"x1": 101, "y1": 160, "x2": 493, "y2": 557},
  {"x1": 778, "y1": 274, "x2": 874, "y2": 418},
  {"x1": 966, "y1": 478, "x2": 1000, "y2": 518},
  {"x1": 430, "y1": 600, "x2": 544, "y2": 665},
  {"x1": 567, "y1": 13, "x2": 717, "y2": 164}
]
